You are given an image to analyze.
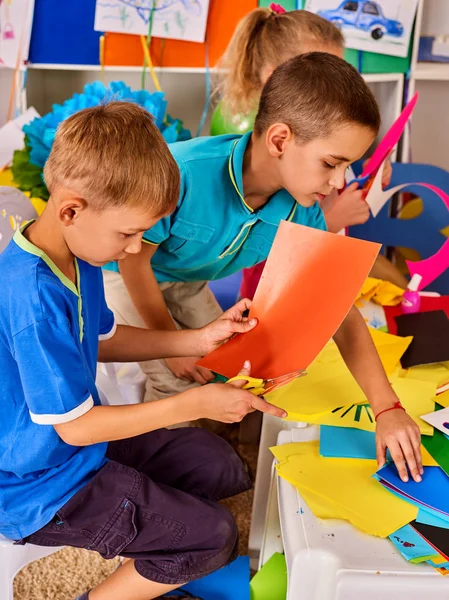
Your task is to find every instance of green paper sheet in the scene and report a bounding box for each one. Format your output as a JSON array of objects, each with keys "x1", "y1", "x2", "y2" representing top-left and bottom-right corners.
[
  {"x1": 421, "y1": 407, "x2": 449, "y2": 477},
  {"x1": 250, "y1": 552, "x2": 287, "y2": 600}
]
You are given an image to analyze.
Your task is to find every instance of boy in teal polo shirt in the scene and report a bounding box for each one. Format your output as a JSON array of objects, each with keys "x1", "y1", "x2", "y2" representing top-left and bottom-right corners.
[{"x1": 103, "y1": 53, "x2": 423, "y2": 483}]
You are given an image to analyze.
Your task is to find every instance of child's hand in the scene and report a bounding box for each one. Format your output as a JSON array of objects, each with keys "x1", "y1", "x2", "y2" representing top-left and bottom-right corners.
[
  {"x1": 195, "y1": 361, "x2": 287, "y2": 423},
  {"x1": 324, "y1": 183, "x2": 370, "y2": 232},
  {"x1": 362, "y1": 156, "x2": 392, "y2": 188},
  {"x1": 166, "y1": 356, "x2": 215, "y2": 384},
  {"x1": 199, "y1": 298, "x2": 257, "y2": 356},
  {"x1": 376, "y1": 409, "x2": 423, "y2": 484}
]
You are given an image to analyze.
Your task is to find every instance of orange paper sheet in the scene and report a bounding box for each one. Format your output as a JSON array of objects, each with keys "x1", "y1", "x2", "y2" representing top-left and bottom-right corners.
[{"x1": 199, "y1": 221, "x2": 380, "y2": 379}]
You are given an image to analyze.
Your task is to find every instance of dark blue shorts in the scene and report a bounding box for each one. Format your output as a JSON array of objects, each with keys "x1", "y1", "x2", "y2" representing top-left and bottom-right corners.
[{"x1": 21, "y1": 428, "x2": 252, "y2": 585}]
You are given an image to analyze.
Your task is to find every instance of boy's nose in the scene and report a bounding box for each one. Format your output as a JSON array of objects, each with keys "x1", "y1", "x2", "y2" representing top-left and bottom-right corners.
[
  {"x1": 125, "y1": 236, "x2": 142, "y2": 255},
  {"x1": 329, "y1": 170, "x2": 346, "y2": 190}
]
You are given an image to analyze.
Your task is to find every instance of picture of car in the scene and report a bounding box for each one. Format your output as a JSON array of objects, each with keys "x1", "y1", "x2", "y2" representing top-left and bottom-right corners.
[{"x1": 318, "y1": 0, "x2": 404, "y2": 41}]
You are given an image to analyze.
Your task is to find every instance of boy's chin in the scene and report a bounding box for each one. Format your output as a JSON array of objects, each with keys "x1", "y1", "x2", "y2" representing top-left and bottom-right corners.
[{"x1": 295, "y1": 194, "x2": 319, "y2": 208}]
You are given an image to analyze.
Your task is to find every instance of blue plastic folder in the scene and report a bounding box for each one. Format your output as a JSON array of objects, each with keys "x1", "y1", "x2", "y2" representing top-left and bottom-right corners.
[
  {"x1": 375, "y1": 464, "x2": 449, "y2": 517},
  {"x1": 389, "y1": 524, "x2": 439, "y2": 562},
  {"x1": 165, "y1": 556, "x2": 250, "y2": 600}
]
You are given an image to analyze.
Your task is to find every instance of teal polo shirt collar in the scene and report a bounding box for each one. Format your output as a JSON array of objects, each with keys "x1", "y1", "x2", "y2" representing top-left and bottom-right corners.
[{"x1": 230, "y1": 132, "x2": 297, "y2": 226}]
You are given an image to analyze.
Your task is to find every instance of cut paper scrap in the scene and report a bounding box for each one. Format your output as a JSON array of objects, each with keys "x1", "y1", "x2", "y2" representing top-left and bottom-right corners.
[
  {"x1": 356, "y1": 277, "x2": 404, "y2": 306},
  {"x1": 421, "y1": 406, "x2": 449, "y2": 437},
  {"x1": 363, "y1": 155, "x2": 449, "y2": 290},
  {"x1": 395, "y1": 310, "x2": 449, "y2": 368},
  {"x1": 376, "y1": 463, "x2": 449, "y2": 518},
  {"x1": 270, "y1": 374, "x2": 435, "y2": 435},
  {"x1": 360, "y1": 93, "x2": 418, "y2": 185},
  {"x1": 389, "y1": 524, "x2": 441, "y2": 563},
  {"x1": 417, "y1": 509, "x2": 449, "y2": 531},
  {"x1": 319, "y1": 426, "x2": 438, "y2": 466},
  {"x1": 199, "y1": 221, "x2": 380, "y2": 379},
  {"x1": 436, "y1": 389, "x2": 449, "y2": 408},
  {"x1": 271, "y1": 441, "x2": 418, "y2": 538},
  {"x1": 249, "y1": 552, "x2": 287, "y2": 600}
]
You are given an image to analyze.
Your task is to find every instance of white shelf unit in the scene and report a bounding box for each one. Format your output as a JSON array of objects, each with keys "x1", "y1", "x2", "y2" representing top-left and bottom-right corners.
[
  {"x1": 18, "y1": 64, "x2": 405, "y2": 145},
  {"x1": 404, "y1": 0, "x2": 449, "y2": 168}
]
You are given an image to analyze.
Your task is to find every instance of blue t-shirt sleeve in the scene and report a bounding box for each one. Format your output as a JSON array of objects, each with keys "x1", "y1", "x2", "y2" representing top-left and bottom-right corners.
[
  {"x1": 13, "y1": 319, "x2": 94, "y2": 425},
  {"x1": 97, "y1": 272, "x2": 116, "y2": 340},
  {"x1": 142, "y1": 156, "x2": 187, "y2": 245},
  {"x1": 292, "y1": 202, "x2": 327, "y2": 232}
]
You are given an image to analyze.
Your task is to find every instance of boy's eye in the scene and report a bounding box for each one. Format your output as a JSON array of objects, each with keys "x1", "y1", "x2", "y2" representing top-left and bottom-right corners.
[
  {"x1": 323, "y1": 162, "x2": 336, "y2": 169},
  {"x1": 122, "y1": 232, "x2": 137, "y2": 238}
]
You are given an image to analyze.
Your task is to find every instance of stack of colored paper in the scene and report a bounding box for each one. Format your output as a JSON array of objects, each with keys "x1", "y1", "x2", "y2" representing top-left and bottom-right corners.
[{"x1": 375, "y1": 459, "x2": 449, "y2": 574}]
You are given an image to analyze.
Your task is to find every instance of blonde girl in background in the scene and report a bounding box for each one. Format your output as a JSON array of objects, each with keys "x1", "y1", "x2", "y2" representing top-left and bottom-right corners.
[{"x1": 211, "y1": 4, "x2": 407, "y2": 297}]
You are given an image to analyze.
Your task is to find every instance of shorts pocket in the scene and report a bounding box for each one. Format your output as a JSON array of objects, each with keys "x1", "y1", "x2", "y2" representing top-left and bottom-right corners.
[{"x1": 93, "y1": 498, "x2": 138, "y2": 559}]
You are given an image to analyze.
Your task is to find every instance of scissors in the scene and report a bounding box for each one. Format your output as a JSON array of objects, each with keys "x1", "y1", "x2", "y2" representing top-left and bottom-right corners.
[{"x1": 226, "y1": 370, "x2": 306, "y2": 396}]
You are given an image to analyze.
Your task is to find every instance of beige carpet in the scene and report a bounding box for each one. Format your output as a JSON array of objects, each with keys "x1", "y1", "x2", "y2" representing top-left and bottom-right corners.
[{"x1": 14, "y1": 442, "x2": 258, "y2": 600}]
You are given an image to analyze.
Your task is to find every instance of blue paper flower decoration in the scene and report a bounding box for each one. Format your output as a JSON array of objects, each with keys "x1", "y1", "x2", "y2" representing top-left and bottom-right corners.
[{"x1": 12, "y1": 81, "x2": 191, "y2": 199}]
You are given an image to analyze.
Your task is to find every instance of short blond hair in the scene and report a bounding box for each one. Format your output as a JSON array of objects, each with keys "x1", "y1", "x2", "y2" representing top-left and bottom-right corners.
[
  {"x1": 255, "y1": 52, "x2": 380, "y2": 142},
  {"x1": 216, "y1": 8, "x2": 344, "y2": 115},
  {"x1": 44, "y1": 101, "x2": 180, "y2": 216}
]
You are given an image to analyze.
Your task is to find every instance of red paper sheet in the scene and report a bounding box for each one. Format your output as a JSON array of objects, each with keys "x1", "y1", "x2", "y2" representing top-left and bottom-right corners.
[
  {"x1": 385, "y1": 296, "x2": 449, "y2": 335},
  {"x1": 199, "y1": 221, "x2": 380, "y2": 379}
]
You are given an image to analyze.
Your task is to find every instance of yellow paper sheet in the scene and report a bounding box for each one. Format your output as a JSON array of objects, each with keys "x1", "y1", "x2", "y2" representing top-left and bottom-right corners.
[
  {"x1": 356, "y1": 277, "x2": 404, "y2": 306},
  {"x1": 403, "y1": 363, "x2": 449, "y2": 388},
  {"x1": 268, "y1": 331, "x2": 413, "y2": 419},
  {"x1": 271, "y1": 441, "x2": 418, "y2": 538},
  {"x1": 270, "y1": 373, "x2": 435, "y2": 435},
  {"x1": 313, "y1": 328, "x2": 412, "y2": 376},
  {"x1": 437, "y1": 390, "x2": 449, "y2": 409}
]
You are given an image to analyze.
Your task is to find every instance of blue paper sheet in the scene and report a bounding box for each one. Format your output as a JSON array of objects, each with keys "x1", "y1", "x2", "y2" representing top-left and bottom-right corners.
[
  {"x1": 375, "y1": 464, "x2": 449, "y2": 516},
  {"x1": 320, "y1": 426, "x2": 376, "y2": 459},
  {"x1": 417, "y1": 509, "x2": 449, "y2": 530},
  {"x1": 389, "y1": 524, "x2": 439, "y2": 562},
  {"x1": 165, "y1": 556, "x2": 250, "y2": 600}
]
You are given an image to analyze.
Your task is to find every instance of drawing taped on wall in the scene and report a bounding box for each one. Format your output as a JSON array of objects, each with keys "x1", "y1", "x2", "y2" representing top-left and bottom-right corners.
[{"x1": 94, "y1": 0, "x2": 210, "y2": 43}]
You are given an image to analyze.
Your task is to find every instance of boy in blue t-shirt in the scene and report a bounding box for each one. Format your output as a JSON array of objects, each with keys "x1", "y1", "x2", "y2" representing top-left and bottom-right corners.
[
  {"x1": 104, "y1": 53, "x2": 423, "y2": 486},
  {"x1": 0, "y1": 102, "x2": 285, "y2": 600}
]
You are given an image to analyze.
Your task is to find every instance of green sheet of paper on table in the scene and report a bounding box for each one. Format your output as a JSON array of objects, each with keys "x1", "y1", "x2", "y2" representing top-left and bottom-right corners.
[{"x1": 250, "y1": 552, "x2": 287, "y2": 600}]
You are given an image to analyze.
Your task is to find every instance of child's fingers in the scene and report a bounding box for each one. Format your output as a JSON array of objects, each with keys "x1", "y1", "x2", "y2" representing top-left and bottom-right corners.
[
  {"x1": 399, "y1": 436, "x2": 422, "y2": 483},
  {"x1": 376, "y1": 438, "x2": 387, "y2": 470},
  {"x1": 345, "y1": 181, "x2": 360, "y2": 192},
  {"x1": 251, "y1": 395, "x2": 287, "y2": 418},
  {"x1": 230, "y1": 317, "x2": 258, "y2": 334},
  {"x1": 388, "y1": 440, "x2": 409, "y2": 483},
  {"x1": 224, "y1": 298, "x2": 252, "y2": 319},
  {"x1": 196, "y1": 365, "x2": 215, "y2": 383},
  {"x1": 227, "y1": 361, "x2": 252, "y2": 389}
]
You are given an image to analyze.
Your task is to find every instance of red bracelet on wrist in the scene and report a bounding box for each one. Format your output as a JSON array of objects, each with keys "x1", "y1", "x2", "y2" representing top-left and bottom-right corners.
[{"x1": 374, "y1": 401, "x2": 405, "y2": 422}]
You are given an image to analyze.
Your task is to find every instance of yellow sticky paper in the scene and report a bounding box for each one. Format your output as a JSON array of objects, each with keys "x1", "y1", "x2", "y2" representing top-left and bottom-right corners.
[
  {"x1": 271, "y1": 375, "x2": 435, "y2": 435},
  {"x1": 271, "y1": 441, "x2": 418, "y2": 538}
]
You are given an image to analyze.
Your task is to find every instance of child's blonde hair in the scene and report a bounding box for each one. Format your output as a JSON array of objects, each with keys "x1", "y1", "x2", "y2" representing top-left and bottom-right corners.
[
  {"x1": 44, "y1": 101, "x2": 180, "y2": 217},
  {"x1": 255, "y1": 53, "x2": 380, "y2": 141},
  {"x1": 217, "y1": 8, "x2": 344, "y2": 115}
]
